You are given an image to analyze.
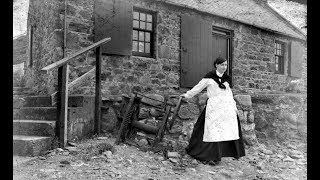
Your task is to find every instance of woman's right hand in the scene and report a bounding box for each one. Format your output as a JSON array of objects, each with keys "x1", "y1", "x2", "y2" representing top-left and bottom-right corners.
[{"x1": 180, "y1": 93, "x2": 187, "y2": 98}]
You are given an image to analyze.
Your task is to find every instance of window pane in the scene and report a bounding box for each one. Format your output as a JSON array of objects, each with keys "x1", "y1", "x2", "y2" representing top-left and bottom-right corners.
[
  {"x1": 146, "y1": 23, "x2": 152, "y2": 31},
  {"x1": 133, "y1": 11, "x2": 139, "y2": 20},
  {"x1": 147, "y1": 14, "x2": 152, "y2": 22},
  {"x1": 140, "y1": 21, "x2": 145, "y2": 29},
  {"x1": 133, "y1": 20, "x2": 139, "y2": 28},
  {"x1": 140, "y1": 13, "x2": 146, "y2": 21},
  {"x1": 276, "y1": 64, "x2": 278, "y2": 71},
  {"x1": 145, "y1": 32, "x2": 150, "y2": 42},
  {"x1": 145, "y1": 43, "x2": 150, "y2": 53},
  {"x1": 133, "y1": 30, "x2": 138, "y2": 40},
  {"x1": 133, "y1": 41, "x2": 138, "y2": 51},
  {"x1": 139, "y1": 31, "x2": 144, "y2": 41},
  {"x1": 139, "y1": 42, "x2": 144, "y2": 52}
]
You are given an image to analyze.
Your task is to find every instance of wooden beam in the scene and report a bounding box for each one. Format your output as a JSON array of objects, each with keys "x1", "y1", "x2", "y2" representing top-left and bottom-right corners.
[
  {"x1": 68, "y1": 67, "x2": 96, "y2": 93},
  {"x1": 94, "y1": 46, "x2": 102, "y2": 135},
  {"x1": 169, "y1": 96, "x2": 183, "y2": 130},
  {"x1": 57, "y1": 64, "x2": 69, "y2": 148},
  {"x1": 131, "y1": 121, "x2": 158, "y2": 134},
  {"x1": 27, "y1": 26, "x2": 33, "y2": 67},
  {"x1": 50, "y1": 67, "x2": 96, "y2": 106},
  {"x1": 41, "y1": 37, "x2": 111, "y2": 73}
]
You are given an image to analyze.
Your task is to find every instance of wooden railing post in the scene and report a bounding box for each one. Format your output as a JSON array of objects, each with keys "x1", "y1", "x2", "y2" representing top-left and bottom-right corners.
[
  {"x1": 41, "y1": 37, "x2": 110, "y2": 141},
  {"x1": 94, "y1": 46, "x2": 102, "y2": 135},
  {"x1": 57, "y1": 64, "x2": 69, "y2": 148}
]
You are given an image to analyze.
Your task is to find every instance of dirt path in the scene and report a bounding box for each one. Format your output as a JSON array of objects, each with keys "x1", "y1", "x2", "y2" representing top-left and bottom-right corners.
[{"x1": 13, "y1": 134, "x2": 307, "y2": 180}]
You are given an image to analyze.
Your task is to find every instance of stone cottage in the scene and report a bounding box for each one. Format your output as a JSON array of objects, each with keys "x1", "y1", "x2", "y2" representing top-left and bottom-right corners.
[
  {"x1": 24, "y1": 0, "x2": 306, "y2": 96},
  {"x1": 15, "y1": 0, "x2": 307, "y2": 151}
]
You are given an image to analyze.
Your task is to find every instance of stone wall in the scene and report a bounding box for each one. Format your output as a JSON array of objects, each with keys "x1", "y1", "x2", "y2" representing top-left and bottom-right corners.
[
  {"x1": 68, "y1": 96, "x2": 95, "y2": 142},
  {"x1": 251, "y1": 93, "x2": 307, "y2": 143},
  {"x1": 25, "y1": 0, "x2": 307, "y2": 96},
  {"x1": 234, "y1": 94, "x2": 259, "y2": 146},
  {"x1": 101, "y1": 92, "x2": 259, "y2": 147},
  {"x1": 100, "y1": 92, "x2": 306, "y2": 147},
  {"x1": 65, "y1": 0, "x2": 307, "y2": 96},
  {"x1": 25, "y1": 0, "x2": 64, "y2": 95},
  {"x1": 64, "y1": 0, "x2": 182, "y2": 96}
]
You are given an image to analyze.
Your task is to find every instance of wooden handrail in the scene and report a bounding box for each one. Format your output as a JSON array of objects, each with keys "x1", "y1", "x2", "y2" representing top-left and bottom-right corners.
[
  {"x1": 40, "y1": 37, "x2": 111, "y2": 148},
  {"x1": 41, "y1": 37, "x2": 111, "y2": 73}
]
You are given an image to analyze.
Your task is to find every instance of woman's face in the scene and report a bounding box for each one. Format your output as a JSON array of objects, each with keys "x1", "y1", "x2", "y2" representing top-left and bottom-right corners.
[{"x1": 216, "y1": 61, "x2": 228, "y2": 74}]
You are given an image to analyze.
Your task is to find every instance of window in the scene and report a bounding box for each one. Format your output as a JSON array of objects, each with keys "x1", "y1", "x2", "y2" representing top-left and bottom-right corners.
[
  {"x1": 132, "y1": 9, "x2": 155, "y2": 57},
  {"x1": 274, "y1": 41, "x2": 285, "y2": 74}
]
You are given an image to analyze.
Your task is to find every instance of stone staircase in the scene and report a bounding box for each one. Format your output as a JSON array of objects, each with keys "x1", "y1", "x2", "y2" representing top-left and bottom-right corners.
[
  {"x1": 13, "y1": 87, "x2": 97, "y2": 156},
  {"x1": 13, "y1": 87, "x2": 57, "y2": 156}
]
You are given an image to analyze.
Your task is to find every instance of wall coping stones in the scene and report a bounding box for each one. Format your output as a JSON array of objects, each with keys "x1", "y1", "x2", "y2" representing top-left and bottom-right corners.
[
  {"x1": 251, "y1": 93, "x2": 306, "y2": 104},
  {"x1": 234, "y1": 94, "x2": 252, "y2": 110}
]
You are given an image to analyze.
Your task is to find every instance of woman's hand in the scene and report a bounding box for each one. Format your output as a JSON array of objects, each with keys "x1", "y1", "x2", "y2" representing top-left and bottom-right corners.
[{"x1": 180, "y1": 93, "x2": 188, "y2": 98}]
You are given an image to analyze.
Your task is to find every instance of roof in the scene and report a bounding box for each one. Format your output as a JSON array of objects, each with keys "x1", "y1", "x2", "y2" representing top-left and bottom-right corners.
[{"x1": 161, "y1": 0, "x2": 306, "y2": 40}]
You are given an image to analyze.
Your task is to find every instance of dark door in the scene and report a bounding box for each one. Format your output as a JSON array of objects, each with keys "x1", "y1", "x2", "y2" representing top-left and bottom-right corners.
[
  {"x1": 181, "y1": 18, "x2": 232, "y2": 88},
  {"x1": 181, "y1": 15, "x2": 212, "y2": 88}
]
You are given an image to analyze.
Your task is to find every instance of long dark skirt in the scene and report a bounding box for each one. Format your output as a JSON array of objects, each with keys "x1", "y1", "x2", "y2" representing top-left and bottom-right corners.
[{"x1": 185, "y1": 106, "x2": 246, "y2": 162}]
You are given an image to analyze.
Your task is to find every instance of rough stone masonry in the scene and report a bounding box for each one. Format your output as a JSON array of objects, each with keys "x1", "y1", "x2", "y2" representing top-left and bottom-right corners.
[
  {"x1": 26, "y1": 0, "x2": 306, "y2": 96},
  {"x1": 24, "y1": 0, "x2": 307, "y2": 146}
]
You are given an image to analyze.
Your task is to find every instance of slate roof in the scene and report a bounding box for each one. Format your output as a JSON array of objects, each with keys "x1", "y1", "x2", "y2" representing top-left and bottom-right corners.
[{"x1": 161, "y1": 0, "x2": 306, "y2": 40}]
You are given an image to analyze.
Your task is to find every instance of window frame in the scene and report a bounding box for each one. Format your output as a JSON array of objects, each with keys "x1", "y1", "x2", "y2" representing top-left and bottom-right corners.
[
  {"x1": 274, "y1": 40, "x2": 285, "y2": 74},
  {"x1": 132, "y1": 7, "x2": 156, "y2": 58}
]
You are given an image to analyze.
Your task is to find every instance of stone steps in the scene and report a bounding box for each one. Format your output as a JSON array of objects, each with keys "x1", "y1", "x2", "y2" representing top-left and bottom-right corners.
[
  {"x1": 13, "y1": 96, "x2": 53, "y2": 108},
  {"x1": 13, "y1": 87, "x2": 36, "y2": 96},
  {"x1": 12, "y1": 94, "x2": 93, "y2": 156},
  {"x1": 13, "y1": 107, "x2": 57, "y2": 120},
  {"x1": 13, "y1": 135, "x2": 54, "y2": 156},
  {"x1": 13, "y1": 93, "x2": 57, "y2": 156},
  {"x1": 13, "y1": 95, "x2": 87, "y2": 108},
  {"x1": 13, "y1": 120, "x2": 56, "y2": 137}
]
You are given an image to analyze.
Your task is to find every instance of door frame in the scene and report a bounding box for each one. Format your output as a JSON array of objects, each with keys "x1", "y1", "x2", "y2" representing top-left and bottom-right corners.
[{"x1": 212, "y1": 26, "x2": 234, "y2": 86}]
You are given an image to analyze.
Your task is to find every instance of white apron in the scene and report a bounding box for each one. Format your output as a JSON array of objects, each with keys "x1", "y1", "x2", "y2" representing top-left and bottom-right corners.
[{"x1": 184, "y1": 78, "x2": 239, "y2": 142}]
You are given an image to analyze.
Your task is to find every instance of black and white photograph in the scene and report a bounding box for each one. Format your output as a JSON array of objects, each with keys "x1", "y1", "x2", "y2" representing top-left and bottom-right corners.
[{"x1": 13, "y1": 0, "x2": 307, "y2": 179}]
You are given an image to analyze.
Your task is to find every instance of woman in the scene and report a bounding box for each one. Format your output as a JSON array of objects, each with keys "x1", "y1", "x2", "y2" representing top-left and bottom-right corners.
[{"x1": 181, "y1": 57, "x2": 245, "y2": 165}]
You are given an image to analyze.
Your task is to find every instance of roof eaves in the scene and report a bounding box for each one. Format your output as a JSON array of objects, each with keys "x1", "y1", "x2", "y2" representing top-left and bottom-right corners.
[
  {"x1": 253, "y1": 0, "x2": 307, "y2": 40},
  {"x1": 160, "y1": 0, "x2": 306, "y2": 41}
]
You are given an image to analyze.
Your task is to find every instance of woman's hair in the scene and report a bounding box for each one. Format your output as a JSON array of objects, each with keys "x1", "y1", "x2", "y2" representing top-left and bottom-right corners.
[{"x1": 213, "y1": 57, "x2": 227, "y2": 68}]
